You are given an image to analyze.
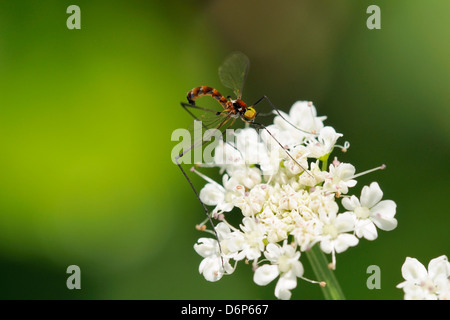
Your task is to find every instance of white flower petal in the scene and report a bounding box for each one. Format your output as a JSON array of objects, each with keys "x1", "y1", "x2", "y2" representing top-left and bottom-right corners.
[
  {"x1": 370, "y1": 200, "x2": 397, "y2": 219},
  {"x1": 371, "y1": 216, "x2": 397, "y2": 231},
  {"x1": 342, "y1": 195, "x2": 360, "y2": 211},
  {"x1": 198, "y1": 256, "x2": 224, "y2": 282},
  {"x1": 274, "y1": 271, "x2": 298, "y2": 300},
  {"x1": 338, "y1": 163, "x2": 356, "y2": 180},
  {"x1": 194, "y1": 238, "x2": 219, "y2": 258},
  {"x1": 264, "y1": 243, "x2": 282, "y2": 263},
  {"x1": 428, "y1": 255, "x2": 450, "y2": 280},
  {"x1": 402, "y1": 284, "x2": 429, "y2": 300},
  {"x1": 345, "y1": 180, "x2": 357, "y2": 188},
  {"x1": 401, "y1": 257, "x2": 428, "y2": 283},
  {"x1": 319, "y1": 238, "x2": 333, "y2": 254},
  {"x1": 199, "y1": 183, "x2": 225, "y2": 206},
  {"x1": 334, "y1": 233, "x2": 358, "y2": 253},
  {"x1": 215, "y1": 222, "x2": 232, "y2": 240},
  {"x1": 213, "y1": 201, "x2": 234, "y2": 214},
  {"x1": 290, "y1": 260, "x2": 304, "y2": 278},
  {"x1": 254, "y1": 264, "x2": 279, "y2": 286},
  {"x1": 334, "y1": 212, "x2": 355, "y2": 233},
  {"x1": 360, "y1": 182, "x2": 383, "y2": 208},
  {"x1": 370, "y1": 200, "x2": 397, "y2": 231},
  {"x1": 355, "y1": 219, "x2": 378, "y2": 240}
]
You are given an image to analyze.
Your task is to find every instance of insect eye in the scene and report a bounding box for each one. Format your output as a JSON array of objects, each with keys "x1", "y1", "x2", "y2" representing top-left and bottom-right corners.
[{"x1": 244, "y1": 107, "x2": 256, "y2": 121}]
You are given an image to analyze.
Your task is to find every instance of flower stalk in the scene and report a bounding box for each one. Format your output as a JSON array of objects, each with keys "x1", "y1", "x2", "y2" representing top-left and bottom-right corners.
[{"x1": 305, "y1": 244, "x2": 345, "y2": 300}]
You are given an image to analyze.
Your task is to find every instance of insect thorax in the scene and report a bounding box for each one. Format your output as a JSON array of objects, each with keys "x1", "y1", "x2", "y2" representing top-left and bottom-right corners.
[{"x1": 230, "y1": 99, "x2": 247, "y2": 113}]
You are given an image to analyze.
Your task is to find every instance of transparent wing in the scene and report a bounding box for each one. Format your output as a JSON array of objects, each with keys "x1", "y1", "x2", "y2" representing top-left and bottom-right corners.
[
  {"x1": 218, "y1": 52, "x2": 249, "y2": 100},
  {"x1": 179, "y1": 103, "x2": 233, "y2": 162}
]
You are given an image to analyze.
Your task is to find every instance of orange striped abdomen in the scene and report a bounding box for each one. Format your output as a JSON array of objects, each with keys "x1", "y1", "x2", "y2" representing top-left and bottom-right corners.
[{"x1": 187, "y1": 86, "x2": 228, "y2": 108}]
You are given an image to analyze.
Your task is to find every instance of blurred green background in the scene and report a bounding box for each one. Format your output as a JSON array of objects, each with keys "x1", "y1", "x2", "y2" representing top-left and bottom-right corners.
[{"x1": 0, "y1": 0, "x2": 448, "y2": 299}]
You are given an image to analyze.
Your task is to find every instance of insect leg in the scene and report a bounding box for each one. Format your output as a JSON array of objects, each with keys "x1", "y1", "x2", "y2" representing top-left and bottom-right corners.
[
  {"x1": 175, "y1": 146, "x2": 225, "y2": 267},
  {"x1": 180, "y1": 102, "x2": 219, "y2": 115},
  {"x1": 174, "y1": 115, "x2": 233, "y2": 267},
  {"x1": 251, "y1": 121, "x2": 314, "y2": 178}
]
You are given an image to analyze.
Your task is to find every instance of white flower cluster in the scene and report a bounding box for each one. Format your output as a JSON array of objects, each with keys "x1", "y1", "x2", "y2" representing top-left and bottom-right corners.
[
  {"x1": 193, "y1": 101, "x2": 398, "y2": 300},
  {"x1": 397, "y1": 255, "x2": 450, "y2": 300}
]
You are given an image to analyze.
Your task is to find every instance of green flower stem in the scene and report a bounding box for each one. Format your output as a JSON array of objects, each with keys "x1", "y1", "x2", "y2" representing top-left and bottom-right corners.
[
  {"x1": 305, "y1": 245, "x2": 346, "y2": 300},
  {"x1": 308, "y1": 153, "x2": 345, "y2": 300},
  {"x1": 320, "y1": 153, "x2": 330, "y2": 171}
]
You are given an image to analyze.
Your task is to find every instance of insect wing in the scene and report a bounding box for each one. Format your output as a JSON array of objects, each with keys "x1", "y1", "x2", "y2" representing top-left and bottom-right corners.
[
  {"x1": 179, "y1": 103, "x2": 232, "y2": 163},
  {"x1": 218, "y1": 52, "x2": 249, "y2": 100}
]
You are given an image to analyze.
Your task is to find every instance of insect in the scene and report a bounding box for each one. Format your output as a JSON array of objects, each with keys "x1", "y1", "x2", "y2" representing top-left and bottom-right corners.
[
  {"x1": 174, "y1": 52, "x2": 312, "y2": 257},
  {"x1": 185, "y1": 52, "x2": 257, "y2": 127}
]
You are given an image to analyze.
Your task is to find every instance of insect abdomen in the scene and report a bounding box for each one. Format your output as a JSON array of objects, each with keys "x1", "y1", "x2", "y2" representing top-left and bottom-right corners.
[{"x1": 187, "y1": 86, "x2": 228, "y2": 108}]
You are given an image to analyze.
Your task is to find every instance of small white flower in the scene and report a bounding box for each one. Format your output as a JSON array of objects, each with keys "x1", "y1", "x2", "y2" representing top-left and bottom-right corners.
[
  {"x1": 397, "y1": 255, "x2": 450, "y2": 300},
  {"x1": 254, "y1": 241, "x2": 304, "y2": 300},
  {"x1": 323, "y1": 162, "x2": 357, "y2": 195},
  {"x1": 284, "y1": 145, "x2": 309, "y2": 175},
  {"x1": 233, "y1": 184, "x2": 270, "y2": 217},
  {"x1": 257, "y1": 206, "x2": 287, "y2": 243},
  {"x1": 305, "y1": 126, "x2": 342, "y2": 160},
  {"x1": 199, "y1": 183, "x2": 226, "y2": 207},
  {"x1": 298, "y1": 160, "x2": 326, "y2": 187},
  {"x1": 317, "y1": 204, "x2": 358, "y2": 268},
  {"x1": 227, "y1": 166, "x2": 262, "y2": 190},
  {"x1": 342, "y1": 182, "x2": 397, "y2": 240},
  {"x1": 230, "y1": 217, "x2": 266, "y2": 261},
  {"x1": 318, "y1": 211, "x2": 358, "y2": 255},
  {"x1": 291, "y1": 218, "x2": 322, "y2": 252},
  {"x1": 194, "y1": 236, "x2": 234, "y2": 282},
  {"x1": 199, "y1": 173, "x2": 241, "y2": 215}
]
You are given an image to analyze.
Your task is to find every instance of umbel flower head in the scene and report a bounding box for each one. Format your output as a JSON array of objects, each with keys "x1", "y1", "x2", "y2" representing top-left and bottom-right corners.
[{"x1": 192, "y1": 101, "x2": 398, "y2": 300}]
